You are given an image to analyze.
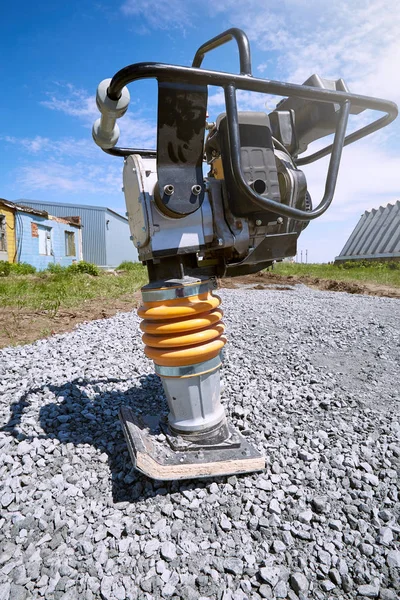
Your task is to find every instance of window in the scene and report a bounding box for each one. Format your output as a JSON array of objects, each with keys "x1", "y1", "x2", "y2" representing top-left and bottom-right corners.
[
  {"x1": 65, "y1": 231, "x2": 76, "y2": 256},
  {"x1": 0, "y1": 215, "x2": 6, "y2": 253},
  {"x1": 38, "y1": 225, "x2": 52, "y2": 256}
]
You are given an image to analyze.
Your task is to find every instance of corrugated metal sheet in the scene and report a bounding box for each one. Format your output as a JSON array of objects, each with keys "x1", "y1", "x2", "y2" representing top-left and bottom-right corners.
[
  {"x1": 105, "y1": 211, "x2": 138, "y2": 266},
  {"x1": 336, "y1": 200, "x2": 400, "y2": 262},
  {"x1": 17, "y1": 200, "x2": 110, "y2": 265}
]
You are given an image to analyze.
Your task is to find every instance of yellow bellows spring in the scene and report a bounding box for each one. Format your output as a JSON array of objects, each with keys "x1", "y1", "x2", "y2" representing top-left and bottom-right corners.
[{"x1": 138, "y1": 291, "x2": 227, "y2": 367}]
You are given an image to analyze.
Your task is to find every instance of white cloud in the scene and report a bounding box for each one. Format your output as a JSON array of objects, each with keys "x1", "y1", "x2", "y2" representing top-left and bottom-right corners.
[
  {"x1": 207, "y1": 89, "x2": 280, "y2": 118},
  {"x1": 212, "y1": 0, "x2": 400, "y2": 103},
  {"x1": 41, "y1": 84, "x2": 98, "y2": 119},
  {"x1": 3, "y1": 135, "x2": 97, "y2": 159},
  {"x1": 257, "y1": 63, "x2": 270, "y2": 74},
  {"x1": 19, "y1": 160, "x2": 123, "y2": 195},
  {"x1": 118, "y1": 115, "x2": 156, "y2": 149},
  {"x1": 4, "y1": 135, "x2": 51, "y2": 154},
  {"x1": 352, "y1": 40, "x2": 400, "y2": 106},
  {"x1": 121, "y1": 0, "x2": 192, "y2": 31},
  {"x1": 118, "y1": 1, "x2": 399, "y2": 140}
]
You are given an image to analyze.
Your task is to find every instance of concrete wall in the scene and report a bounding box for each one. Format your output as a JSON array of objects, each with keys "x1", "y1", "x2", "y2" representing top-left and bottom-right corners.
[
  {"x1": 104, "y1": 210, "x2": 138, "y2": 267},
  {"x1": 0, "y1": 204, "x2": 16, "y2": 263},
  {"x1": 17, "y1": 212, "x2": 80, "y2": 270}
]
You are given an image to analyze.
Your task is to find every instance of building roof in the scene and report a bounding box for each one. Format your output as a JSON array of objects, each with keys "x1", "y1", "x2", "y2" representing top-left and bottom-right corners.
[
  {"x1": 16, "y1": 198, "x2": 128, "y2": 221},
  {"x1": 336, "y1": 200, "x2": 400, "y2": 262},
  {"x1": 0, "y1": 198, "x2": 81, "y2": 227},
  {"x1": 1, "y1": 198, "x2": 47, "y2": 217}
]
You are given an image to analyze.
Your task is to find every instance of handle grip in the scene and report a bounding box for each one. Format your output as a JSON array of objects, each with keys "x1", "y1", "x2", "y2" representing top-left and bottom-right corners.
[{"x1": 92, "y1": 79, "x2": 130, "y2": 149}]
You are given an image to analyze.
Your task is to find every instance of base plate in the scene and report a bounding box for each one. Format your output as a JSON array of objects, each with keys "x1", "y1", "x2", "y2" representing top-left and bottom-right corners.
[
  {"x1": 119, "y1": 406, "x2": 265, "y2": 481},
  {"x1": 160, "y1": 420, "x2": 241, "y2": 452}
]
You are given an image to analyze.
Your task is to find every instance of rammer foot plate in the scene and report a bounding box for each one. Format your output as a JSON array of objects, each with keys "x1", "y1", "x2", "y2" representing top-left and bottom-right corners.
[{"x1": 119, "y1": 406, "x2": 265, "y2": 481}]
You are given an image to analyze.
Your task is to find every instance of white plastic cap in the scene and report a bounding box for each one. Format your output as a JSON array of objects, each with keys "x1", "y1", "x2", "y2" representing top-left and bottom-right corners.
[
  {"x1": 92, "y1": 119, "x2": 120, "y2": 149},
  {"x1": 92, "y1": 79, "x2": 130, "y2": 149},
  {"x1": 96, "y1": 78, "x2": 130, "y2": 117}
]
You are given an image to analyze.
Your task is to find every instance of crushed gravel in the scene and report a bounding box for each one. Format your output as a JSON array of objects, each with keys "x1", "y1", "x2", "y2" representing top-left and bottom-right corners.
[{"x1": 0, "y1": 285, "x2": 399, "y2": 600}]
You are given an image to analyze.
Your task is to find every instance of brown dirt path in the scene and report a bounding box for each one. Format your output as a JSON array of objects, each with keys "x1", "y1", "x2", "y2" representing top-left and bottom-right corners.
[
  {"x1": 220, "y1": 271, "x2": 400, "y2": 298},
  {"x1": 0, "y1": 293, "x2": 141, "y2": 349}
]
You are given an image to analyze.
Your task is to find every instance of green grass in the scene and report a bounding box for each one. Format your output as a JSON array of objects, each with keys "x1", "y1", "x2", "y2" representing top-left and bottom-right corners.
[
  {"x1": 1, "y1": 260, "x2": 398, "y2": 316},
  {"x1": 273, "y1": 262, "x2": 400, "y2": 287},
  {"x1": 0, "y1": 264, "x2": 148, "y2": 313},
  {"x1": 116, "y1": 260, "x2": 139, "y2": 271}
]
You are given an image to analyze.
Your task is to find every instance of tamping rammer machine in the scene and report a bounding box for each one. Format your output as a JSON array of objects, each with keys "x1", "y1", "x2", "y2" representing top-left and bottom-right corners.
[{"x1": 92, "y1": 29, "x2": 397, "y2": 480}]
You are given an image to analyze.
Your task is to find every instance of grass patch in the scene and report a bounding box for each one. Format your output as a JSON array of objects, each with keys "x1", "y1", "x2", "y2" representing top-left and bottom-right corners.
[
  {"x1": 273, "y1": 262, "x2": 400, "y2": 287},
  {"x1": 117, "y1": 260, "x2": 140, "y2": 271},
  {"x1": 0, "y1": 266, "x2": 148, "y2": 315},
  {"x1": 0, "y1": 265, "x2": 149, "y2": 347},
  {"x1": 0, "y1": 261, "x2": 37, "y2": 276}
]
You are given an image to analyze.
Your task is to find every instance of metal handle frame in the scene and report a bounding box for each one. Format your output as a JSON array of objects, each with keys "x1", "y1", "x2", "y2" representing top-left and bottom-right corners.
[
  {"x1": 102, "y1": 35, "x2": 397, "y2": 220},
  {"x1": 192, "y1": 28, "x2": 252, "y2": 76}
]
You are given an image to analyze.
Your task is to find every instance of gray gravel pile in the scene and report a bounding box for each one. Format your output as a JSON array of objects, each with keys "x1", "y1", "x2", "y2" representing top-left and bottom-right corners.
[{"x1": 0, "y1": 285, "x2": 399, "y2": 600}]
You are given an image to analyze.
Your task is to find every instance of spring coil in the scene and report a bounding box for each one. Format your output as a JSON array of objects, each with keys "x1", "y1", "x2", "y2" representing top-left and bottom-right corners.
[{"x1": 138, "y1": 287, "x2": 226, "y2": 367}]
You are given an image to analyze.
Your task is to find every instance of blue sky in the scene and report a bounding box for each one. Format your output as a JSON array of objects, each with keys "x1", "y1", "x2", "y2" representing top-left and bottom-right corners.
[{"x1": 1, "y1": 0, "x2": 399, "y2": 262}]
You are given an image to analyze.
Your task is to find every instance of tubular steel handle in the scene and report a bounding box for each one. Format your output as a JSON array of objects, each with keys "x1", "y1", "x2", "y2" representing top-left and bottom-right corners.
[
  {"x1": 192, "y1": 28, "x2": 252, "y2": 76},
  {"x1": 295, "y1": 113, "x2": 394, "y2": 165},
  {"x1": 102, "y1": 62, "x2": 397, "y2": 219},
  {"x1": 104, "y1": 146, "x2": 156, "y2": 158},
  {"x1": 106, "y1": 62, "x2": 397, "y2": 141}
]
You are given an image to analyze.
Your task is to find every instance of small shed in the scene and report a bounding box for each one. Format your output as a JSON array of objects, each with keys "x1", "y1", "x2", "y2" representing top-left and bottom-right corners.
[
  {"x1": 335, "y1": 201, "x2": 400, "y2": 263},
  {"x1": 0, "y1": 199, "x2": 82, "y2": 269},
  {"x1": 17, "y1": 199, "x2": 138, "y2": 267}
]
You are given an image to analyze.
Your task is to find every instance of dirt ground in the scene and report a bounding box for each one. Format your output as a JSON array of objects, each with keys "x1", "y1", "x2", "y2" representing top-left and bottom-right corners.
[
  {"x1": 0, "y1": 294, "x2": 141, "y2": 349},
  {"x1": 220, "y1": 270, "x2": 400, "y2": 299},
  {"x1": 1, "y1": 273, "x2": 399, "y2": 348}
]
